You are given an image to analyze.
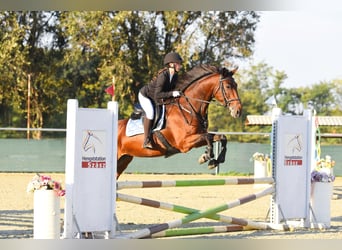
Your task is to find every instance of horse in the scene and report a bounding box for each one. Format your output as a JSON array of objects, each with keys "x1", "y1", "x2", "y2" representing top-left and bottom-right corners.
[{"x1": 116, "y1": 64, "x2": 242, "y2": 179}]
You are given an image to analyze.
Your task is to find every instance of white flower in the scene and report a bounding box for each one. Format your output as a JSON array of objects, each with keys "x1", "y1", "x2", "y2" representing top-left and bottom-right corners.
[
  {"x1": 252, "y1": 152, "x2": 269, "y2": 161},
  {"x1": 26, "y1": 173, "x2": 65, "y2": 196}
]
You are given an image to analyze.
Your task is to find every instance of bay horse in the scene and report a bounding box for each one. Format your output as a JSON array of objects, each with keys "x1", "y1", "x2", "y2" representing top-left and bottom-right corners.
[{"x1": 117, "y1": 64, "x2": 242, "y2": 178}]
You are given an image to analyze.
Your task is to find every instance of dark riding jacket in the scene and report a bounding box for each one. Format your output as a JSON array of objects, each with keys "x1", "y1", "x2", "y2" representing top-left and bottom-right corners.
[{"x1": 140, "y1": 68, "x2": 178, "y2": 104}]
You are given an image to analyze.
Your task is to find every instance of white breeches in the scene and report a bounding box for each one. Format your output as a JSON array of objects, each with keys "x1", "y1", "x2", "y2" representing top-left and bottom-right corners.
[{"x1": 138, "y1": 92, "x2": 154, "y2": 120}]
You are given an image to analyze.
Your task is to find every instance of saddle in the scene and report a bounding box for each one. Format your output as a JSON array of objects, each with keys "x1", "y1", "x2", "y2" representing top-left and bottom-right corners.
[{"x1": 126, "y1": 103, "x2": 165, "y2": 137}]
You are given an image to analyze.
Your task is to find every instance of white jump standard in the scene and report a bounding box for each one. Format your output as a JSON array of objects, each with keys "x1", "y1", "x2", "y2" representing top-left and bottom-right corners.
[{"x1": 63, "y1": 99, "x2": 118, "y2": 239}]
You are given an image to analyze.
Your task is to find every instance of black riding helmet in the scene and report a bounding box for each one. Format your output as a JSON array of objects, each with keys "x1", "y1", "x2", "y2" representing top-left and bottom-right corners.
[{"x1": 163, "y1": 52, "x2": 183, "y2": 65}]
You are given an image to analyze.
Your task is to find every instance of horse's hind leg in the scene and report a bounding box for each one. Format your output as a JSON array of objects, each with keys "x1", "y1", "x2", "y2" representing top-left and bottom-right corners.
[{"x1": 117, "y1": 154, "x2": 133, "y2": 179}]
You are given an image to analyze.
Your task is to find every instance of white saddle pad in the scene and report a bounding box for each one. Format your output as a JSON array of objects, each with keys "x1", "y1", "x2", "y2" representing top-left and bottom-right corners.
[{"x1": 125, "y1": 106, "x2": 165, "y2": 137}]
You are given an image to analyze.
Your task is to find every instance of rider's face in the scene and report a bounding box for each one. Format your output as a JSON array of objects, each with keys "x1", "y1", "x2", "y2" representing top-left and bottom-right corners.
[{"x1": 173, "y1": 62, "x2": 182, "y2": 72}]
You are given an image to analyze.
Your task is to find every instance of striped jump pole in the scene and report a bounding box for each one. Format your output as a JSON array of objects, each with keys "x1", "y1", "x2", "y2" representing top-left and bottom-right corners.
[
  {"x1": 117, "y1": 177, "x2": 274, "y2": 190},
  {"x1": 117, "y1": 192, "x2": 289, "y2": 231},
  {"x1": 117, "y1": 186, "x2": 275, "y2": 239},
  {"x1": 151, "y1": 225, "x2": 250, "y2": 238}
]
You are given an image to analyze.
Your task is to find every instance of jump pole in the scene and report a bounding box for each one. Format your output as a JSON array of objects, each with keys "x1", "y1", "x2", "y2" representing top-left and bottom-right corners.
[
  {"x1": 150, "y1": 225, "x2": 249, "y2": 238},
  {"x1": 117, "y1": 186, "x2": 274, "y2": 239},
  {"x1": 117, "y1": 177, "x2": 274, "y2": 190},
  {"x1": 117, "y1": 192, "x2": 289, "y2": 231}
]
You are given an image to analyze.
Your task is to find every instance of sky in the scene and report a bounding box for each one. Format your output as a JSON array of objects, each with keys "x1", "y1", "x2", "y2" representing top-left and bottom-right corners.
[{"x1": 248, "y1": 11, "x2": 342, "y2": 88}]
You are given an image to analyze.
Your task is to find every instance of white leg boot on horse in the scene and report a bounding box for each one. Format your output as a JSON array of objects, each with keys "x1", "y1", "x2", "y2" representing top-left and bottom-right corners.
[{"x1": 143, "y1": 117, "x2": 154, "y2": 149}]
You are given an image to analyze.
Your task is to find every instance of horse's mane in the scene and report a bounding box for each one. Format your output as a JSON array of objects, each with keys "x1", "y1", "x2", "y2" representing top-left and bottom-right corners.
[{"x1": 176, "y1": 64, "x2": 231, "y2": 91}]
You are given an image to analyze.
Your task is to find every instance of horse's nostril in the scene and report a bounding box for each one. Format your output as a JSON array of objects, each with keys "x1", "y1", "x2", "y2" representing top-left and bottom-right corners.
[
  {"x1": 237, "y1": 109, "x2": 241, "y2": 117},
  {"x1": 232, "y1": 107, "x2": 241, "y2": 118}
]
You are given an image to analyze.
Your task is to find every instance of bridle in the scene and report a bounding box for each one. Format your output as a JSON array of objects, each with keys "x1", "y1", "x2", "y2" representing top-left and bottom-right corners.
[
  {"x1": 176, "y1": 73, "x2": 240, "y2": 126},
  {"x1": 211, "y1": 75, "x2": 241, "y2": 107},
  {"x1": 182, "y1": 74, "x2": 241, "y2": 108}
]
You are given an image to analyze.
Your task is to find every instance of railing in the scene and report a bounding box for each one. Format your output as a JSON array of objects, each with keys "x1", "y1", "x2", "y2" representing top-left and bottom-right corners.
[
  {"x1": 0, "y1": 128, "x2": 66, "y2": 132},
  {"x1": 0, "y1": 128, "x2": 340, "y2": 137},
  {"x1": 209, "y1": 131, "x2": 342, "y2": 138}
]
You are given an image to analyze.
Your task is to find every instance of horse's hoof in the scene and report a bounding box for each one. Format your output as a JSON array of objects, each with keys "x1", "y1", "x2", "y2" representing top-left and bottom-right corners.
[
  {"x1": 198, "y1": 154, "x2": 209, "y2": 164},
  {"x1": 207, "y1": 159, "x2": 218, "y2": 169}
]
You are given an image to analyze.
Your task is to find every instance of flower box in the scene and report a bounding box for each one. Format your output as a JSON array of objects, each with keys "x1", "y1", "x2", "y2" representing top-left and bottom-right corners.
[
  {"x1": 33, "y1": 189, "x2": 61, "y2": 239},
  {"x1": 252, "y1": 152, "x2": 271, "y2": 188},
  {"x1": 310, "y1": 182, "x2": 333, "y2": 228},
  {"x1": 254, "y1": 160, "x2": 267, "y2": 178},
  {"x1": 309, "y1": 155, "x2": 335, "y2": 229},
  {"x1": 27, "y1": 174, "x2": 65, "y2": 239}
]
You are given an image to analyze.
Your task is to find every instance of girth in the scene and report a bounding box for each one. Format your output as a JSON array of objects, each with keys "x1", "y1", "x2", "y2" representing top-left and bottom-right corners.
[{"x1": 154, "y1": 131, "x2": 180, "y2": 158}]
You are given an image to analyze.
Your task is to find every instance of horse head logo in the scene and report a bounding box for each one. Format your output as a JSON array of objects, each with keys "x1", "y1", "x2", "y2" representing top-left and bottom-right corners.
[
  {"x1": 287, "y1": 134, "x2": 303, "y2": 154},
  {"x1": 82, "y1": 130, "x2": 103, "y2": 154}
]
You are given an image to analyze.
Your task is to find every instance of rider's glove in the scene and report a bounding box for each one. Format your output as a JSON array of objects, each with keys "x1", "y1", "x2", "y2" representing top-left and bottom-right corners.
[{"x1": 172, "y1": 91, "x2": 181, "y2": 97}]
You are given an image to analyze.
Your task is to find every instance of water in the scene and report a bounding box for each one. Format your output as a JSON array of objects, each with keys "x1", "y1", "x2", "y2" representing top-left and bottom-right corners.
[{"x1": 0, "y1": 139, "x2": 340, "y2": 176}]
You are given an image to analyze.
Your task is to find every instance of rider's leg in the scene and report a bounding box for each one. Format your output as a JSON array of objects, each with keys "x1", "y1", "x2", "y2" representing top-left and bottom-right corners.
[
  {"x1": 138, "y1": 92, "x2": 155, "y2": 149},
  {"x1": 143, "y1": 117, "x2": 154, "y2": 149}
]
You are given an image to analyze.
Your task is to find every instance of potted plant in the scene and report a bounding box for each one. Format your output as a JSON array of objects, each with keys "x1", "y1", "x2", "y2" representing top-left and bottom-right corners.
[
  {"x1": 251, "y1": 152, "x2": 271, "y2": 178},
  {"x1": 310, "y1": 155, "x2": 335, "y2": 228},
  {"x1": 27, "y1": 173, "x2": 65, "y2": 239}
]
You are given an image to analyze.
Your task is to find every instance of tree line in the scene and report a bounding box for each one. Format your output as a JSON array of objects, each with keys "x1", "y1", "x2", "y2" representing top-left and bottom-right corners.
[{"x1": 0, "y1": 11, "x2": 341, "y2": 142}]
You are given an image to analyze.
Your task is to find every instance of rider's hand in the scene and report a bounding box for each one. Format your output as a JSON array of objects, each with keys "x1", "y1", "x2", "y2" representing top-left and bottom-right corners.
[{"x1": 172, "y1": 91, "x2": 181, "y2": 97}]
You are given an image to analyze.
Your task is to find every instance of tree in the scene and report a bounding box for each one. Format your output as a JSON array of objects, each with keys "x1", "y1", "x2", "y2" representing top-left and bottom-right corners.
[
  {"x1": 1, "y1": 11, "x2": 340, "y2": 142},
  {"x1": 331, "y1": 79, "x2": 342, "y2": 113},
  {"x1": 16, "y1": 11, "x2": 67, "y2": 139},
  {"x1": 0, "y1": 12, "x2": 29, "y2": 132},
  {"x1": 0, "y1": 11, "x2": 261, "y2": 138},
  {"x1": 300, "y1": 82, "x2": 336, "y2": 115},
  {"x1": 58, "y1": 11, "x2": 260, "y2": 119},
  {"x1": 197, "y1": 11, "x2": 259, "y2": 65}
]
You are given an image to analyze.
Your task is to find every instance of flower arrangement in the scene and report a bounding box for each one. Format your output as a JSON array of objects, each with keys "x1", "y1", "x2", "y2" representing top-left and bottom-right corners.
[
  {"x1": 311, "y1": 170, "x2": 335, "y2": 183},
  {"x1": 252, "y1": 152, "x2": 270, "y2": 162},
  {"x1": 27, "y1": 173, "x2": 65, "y2": 196},
  {"x1": 311, "y1": 155, "x2": 336, "y2": 183},
  {"x1": 316, "y1": 155, "x2": 335, "y2": 169}
]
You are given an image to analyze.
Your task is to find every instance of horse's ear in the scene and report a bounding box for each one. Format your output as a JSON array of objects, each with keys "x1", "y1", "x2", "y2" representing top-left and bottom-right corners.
[{"x1": 230, "y1": 66, "x2": 238, "y2": 75}]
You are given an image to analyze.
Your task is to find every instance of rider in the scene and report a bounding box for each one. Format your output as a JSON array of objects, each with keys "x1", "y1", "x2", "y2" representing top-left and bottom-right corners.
[{"x1": 138, "y1": 52, "x2": 183, "y2": 149}]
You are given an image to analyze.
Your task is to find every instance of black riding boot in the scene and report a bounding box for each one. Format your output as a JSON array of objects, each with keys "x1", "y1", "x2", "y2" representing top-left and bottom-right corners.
[{"x1": 143, "y1": 118, "x2": 154, "y2": 149}]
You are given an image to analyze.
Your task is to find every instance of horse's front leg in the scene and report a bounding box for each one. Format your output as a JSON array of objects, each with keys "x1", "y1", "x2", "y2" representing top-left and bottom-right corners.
[
  {"x1": 207, "y1": 134, "x2": 227, "y2": 169},
  {"x1": 198, "y1": 133, "x2": 228, "y2": 169},
  {"x1": 198, "y1": 133, "x2": 214, "y2": 164}
]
